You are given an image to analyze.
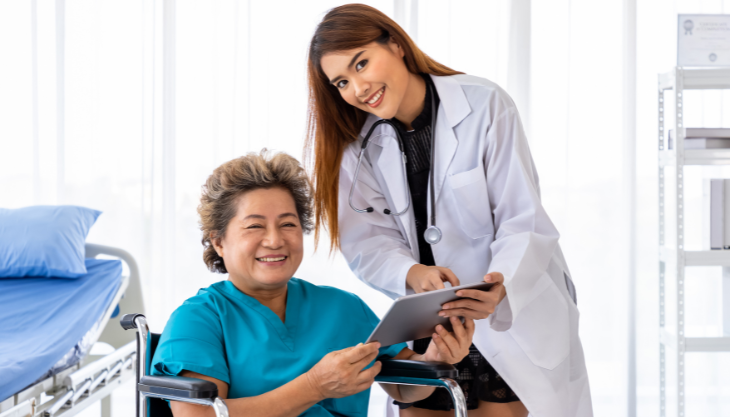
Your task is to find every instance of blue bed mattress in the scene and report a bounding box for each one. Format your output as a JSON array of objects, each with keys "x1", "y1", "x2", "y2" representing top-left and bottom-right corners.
[{"x1": 0, "y1": 258, "x2": 123, "y2": 401}]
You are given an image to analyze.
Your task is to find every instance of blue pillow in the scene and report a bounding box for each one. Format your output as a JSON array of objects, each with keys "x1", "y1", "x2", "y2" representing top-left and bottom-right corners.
[{"x1": 0, "y1": 206, "x2": 101, "y2": 278}]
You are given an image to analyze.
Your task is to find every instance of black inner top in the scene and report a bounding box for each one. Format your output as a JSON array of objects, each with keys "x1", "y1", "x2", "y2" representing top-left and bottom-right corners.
[{"x1": 389, "y1": 74, "x2": 440, "y2": 267}]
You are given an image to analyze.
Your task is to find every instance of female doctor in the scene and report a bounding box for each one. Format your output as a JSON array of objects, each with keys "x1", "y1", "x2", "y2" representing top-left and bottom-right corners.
[{"x1": 305, "y1": 4, "x2": 592, "y2": 417}]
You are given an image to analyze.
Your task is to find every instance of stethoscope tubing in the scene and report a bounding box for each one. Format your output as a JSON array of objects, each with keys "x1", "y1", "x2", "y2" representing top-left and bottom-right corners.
[
  {"x1": 348, "y1": 81, "x2": 441, "y2": 244},
  {"x1": 348, "y1": 132, "x2": 411, "y2": 216}
]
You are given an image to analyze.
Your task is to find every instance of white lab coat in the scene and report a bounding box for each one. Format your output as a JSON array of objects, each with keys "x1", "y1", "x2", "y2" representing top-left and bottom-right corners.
[{"x1": 338, "y1": 74, "x2": 593, "y2": 417}]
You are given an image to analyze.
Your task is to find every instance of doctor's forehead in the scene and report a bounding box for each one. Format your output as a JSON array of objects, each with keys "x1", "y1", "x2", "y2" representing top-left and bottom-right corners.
[
  {"x1": 320, "y1": 43, "x2": 381, "y2": 80},
  {"x1": 320, "y1": 50, "x2": 363, "y2": 77}
]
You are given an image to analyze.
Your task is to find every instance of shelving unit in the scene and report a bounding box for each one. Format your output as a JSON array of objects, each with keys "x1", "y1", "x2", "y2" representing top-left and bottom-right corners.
[{"x1": 658, "y1": 67, "x2": 730, "y2": 417}]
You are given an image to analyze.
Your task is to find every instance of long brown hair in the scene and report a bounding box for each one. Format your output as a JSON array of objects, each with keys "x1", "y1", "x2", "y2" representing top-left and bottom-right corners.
[{"x1": 305, "y1": 3, "x2": 462, "y2": 251}]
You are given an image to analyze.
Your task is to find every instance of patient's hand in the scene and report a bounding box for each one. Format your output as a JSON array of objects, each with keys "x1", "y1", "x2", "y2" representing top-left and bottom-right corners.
[
  {"x1": 421, "y1": 316, "x2": 475, "y2": 364},
  {"x1": 305, "y1": 342, "x2": 382, "y2": 400}
]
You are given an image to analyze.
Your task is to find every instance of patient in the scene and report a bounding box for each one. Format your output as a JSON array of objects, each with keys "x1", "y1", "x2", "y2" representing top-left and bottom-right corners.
[{"x1": 151, "y1": 150, "x2": 475, "y2": 416}]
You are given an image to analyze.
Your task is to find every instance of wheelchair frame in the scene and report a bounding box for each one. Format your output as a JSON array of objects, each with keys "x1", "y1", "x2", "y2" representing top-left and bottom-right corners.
[{"x1": 121, "y1": 313, "x2": 467, "y2": 417}]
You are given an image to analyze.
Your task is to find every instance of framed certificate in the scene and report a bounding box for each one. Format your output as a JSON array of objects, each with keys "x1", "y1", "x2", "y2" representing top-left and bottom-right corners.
[{"x1": 678, "y1": 14, "x2": 730, "y2": 67}]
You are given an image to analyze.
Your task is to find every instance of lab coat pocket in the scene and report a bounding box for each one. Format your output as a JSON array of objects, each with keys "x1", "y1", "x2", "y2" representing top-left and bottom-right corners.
[
  {"x1": 449, "y1": 166, "x2": 492, "y2": 239},
  {"x1": 508, "y1": 276, "x2": 569, "y2": 370}
]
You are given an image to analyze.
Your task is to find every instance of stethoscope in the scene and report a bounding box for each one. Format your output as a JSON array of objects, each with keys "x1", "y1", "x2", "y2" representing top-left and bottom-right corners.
[{"x1": 348, "y1": 83, "x2": 442, "y2": 245}]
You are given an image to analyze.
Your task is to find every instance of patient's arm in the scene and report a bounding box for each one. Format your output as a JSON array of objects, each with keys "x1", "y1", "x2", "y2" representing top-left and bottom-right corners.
[
  {"x1": 170, "y1": 370, "x2": 322, "y2": 417},
  {"x1": 170, "y1": 343, "x2": 383, "y2": 417}
]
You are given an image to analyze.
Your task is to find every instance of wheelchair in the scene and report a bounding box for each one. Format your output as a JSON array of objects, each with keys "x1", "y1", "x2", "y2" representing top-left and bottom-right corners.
[{"x1": 120, "y1": 313, "x2": 467, "y2": 417}]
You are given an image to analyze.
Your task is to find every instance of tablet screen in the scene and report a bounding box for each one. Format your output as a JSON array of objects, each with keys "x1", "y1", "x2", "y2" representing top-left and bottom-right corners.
[{"x1": 366, "y1": 281, "x2": 494, "y2": 346}]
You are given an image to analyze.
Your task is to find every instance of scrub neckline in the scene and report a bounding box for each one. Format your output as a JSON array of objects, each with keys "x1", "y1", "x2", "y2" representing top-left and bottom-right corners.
[{"x1": 217, "y1": 278, "x2": 301, "y2": 351}]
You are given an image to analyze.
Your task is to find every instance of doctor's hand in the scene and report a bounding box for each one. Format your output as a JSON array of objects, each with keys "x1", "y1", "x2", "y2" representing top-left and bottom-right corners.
[
  {"x1": 419, "y1": 316, "x2": 475, "y2": 364},
  {"x1": 305, "y1": 342, "x2": 382, "y2": 400},
  {"x1": 439, "y1": 272, "x2": 507, "y2": 320},
  {"x1": 406, "y1": 264, "x2": 460, "y2": 293}
]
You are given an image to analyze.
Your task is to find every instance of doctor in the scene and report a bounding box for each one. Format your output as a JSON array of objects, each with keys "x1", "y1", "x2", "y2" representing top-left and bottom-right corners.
[{"x1": 305, "y1": 4, "x2": 592, "y2": 417}]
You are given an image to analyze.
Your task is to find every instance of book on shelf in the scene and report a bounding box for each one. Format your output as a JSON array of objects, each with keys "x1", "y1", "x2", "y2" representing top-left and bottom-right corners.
[
  {"x1": 708, "y1": 179, "x2": 730, "y2": 249},
  {"x1": 667, "y1": 128, "x2": 730, "y2": 150},
  {"x1": 711, "y1": 179, "x2": 724, "y2": 249}
]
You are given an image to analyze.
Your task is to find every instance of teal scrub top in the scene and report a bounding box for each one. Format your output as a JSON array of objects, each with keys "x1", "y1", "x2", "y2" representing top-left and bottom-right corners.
[{"x1": 151, "y1": 278, "x2": 407, "y2": 417}]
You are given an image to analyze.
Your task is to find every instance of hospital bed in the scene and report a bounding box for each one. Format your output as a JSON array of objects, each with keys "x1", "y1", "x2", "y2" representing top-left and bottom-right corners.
[
  {"x1": 120, "y1": 313, "x2": 467, "y2": 417},
  {"x1": 0, "y1": 244, "x2": 144, "y2": 417}
]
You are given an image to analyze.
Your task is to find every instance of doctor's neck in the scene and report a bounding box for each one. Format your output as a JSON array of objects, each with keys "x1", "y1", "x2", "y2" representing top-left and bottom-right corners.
[{"x1": 393, "y1": 72, "x2": 427, "y2": 131}]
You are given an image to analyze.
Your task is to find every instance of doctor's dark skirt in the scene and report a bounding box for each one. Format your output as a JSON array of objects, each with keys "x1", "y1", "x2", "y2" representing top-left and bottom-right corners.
[{"x1": 395, "y1": 339, "x2": 520, "y2": 411}]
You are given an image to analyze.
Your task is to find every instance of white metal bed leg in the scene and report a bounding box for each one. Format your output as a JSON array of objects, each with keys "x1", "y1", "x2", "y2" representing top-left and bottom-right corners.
[{"x1": 101, "y1": 395, "x2": 112, "y2": 417}]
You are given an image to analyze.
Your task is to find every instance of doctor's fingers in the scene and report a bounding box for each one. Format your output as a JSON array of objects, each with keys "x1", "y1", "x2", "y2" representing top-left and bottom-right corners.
[
  {"x1": 448, "y1": 316, "x2": 472, "y2": 343},
  {"x1": 453, "y1": 289, "x2": 489, "y2": 302},
  {"x1": 431, "y1": 328, "x2": 460, "y2": 360},
  {"x1": 444, "y1": 296, "x2": 493, "y2": 312},
  {"x1": 436, "y1": 267, "x2": 460, "y2": 287},
  {"x1": 414, "y1": 273, "x2": 445, "y2": 293},
  {"x1": 484, "y1": 272, "x2": 505, "y2": 284},
  {"x1": 434, "y1": 324, "x2": 461, "y2": 350},
  {"x1": 464, "y1": 318, "x2": 476, "y2": 339}
]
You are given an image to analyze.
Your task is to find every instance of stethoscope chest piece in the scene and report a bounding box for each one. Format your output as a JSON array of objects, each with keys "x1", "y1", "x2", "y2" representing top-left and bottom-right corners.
[{"x1": 424, "y1": 225, "x2": 442, "y2": 245}]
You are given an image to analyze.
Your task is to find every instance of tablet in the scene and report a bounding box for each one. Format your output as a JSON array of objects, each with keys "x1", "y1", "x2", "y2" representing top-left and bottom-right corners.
[{"x1": 366, "y1": 281, "x2": 495, "y2": 346}]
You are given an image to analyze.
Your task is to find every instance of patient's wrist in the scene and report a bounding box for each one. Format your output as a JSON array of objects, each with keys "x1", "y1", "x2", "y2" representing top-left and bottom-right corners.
[{"x1": 302, "y1": 371, "x2": 327, "y2": 402}]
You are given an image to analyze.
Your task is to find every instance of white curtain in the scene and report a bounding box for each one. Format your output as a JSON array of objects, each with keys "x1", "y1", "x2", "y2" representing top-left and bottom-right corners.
[{"x1": 2, "y1": 1, "x2": 730, "y2": 416}]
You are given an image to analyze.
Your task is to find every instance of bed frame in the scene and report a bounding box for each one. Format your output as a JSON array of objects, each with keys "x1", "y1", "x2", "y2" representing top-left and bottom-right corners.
[{"x1": 0, "y1": 244, "x2": 145, "y2": 417}]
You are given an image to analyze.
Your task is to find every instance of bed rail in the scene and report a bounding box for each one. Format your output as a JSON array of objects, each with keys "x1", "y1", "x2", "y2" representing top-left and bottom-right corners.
[{"x1": 85, "y1": 243, "x2": 145, "y2": 349}]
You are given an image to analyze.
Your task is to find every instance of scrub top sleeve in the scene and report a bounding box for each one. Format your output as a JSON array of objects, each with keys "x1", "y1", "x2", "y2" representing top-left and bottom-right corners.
[
  {"x1": 151, "y1": 301, "x2": 230, "y2": 384},
  {"x1": 358, "y1": 297, "x2": 408, "y2": 358}
]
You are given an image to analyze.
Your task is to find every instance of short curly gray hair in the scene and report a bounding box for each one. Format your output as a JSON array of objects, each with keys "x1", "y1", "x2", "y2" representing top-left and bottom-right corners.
[{"x1": 197, "y1": 149, "x2": 313, "y2": 273}]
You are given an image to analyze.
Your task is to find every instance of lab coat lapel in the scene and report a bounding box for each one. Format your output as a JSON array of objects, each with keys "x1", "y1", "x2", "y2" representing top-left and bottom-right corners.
[
  {"x1": 430, "y1": 75, "x2": 471, "y2": 203},
  {"x1": 432, "y1": 108, "x2": 458, "y2": 204},
  {"x1": 360, "y1": 119, "x2": 419, "y2": 256}
]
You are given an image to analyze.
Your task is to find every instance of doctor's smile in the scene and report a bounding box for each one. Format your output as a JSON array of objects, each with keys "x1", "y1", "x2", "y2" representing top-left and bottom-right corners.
[{"x1": 364, "y1": 87, "x2": 385, "y2": 107}]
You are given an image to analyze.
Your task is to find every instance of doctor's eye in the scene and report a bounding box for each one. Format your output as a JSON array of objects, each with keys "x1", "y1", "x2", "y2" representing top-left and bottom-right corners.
[
  {"x1": 355, "y1": 59, "x2": 368, "y2": 71},
  {"x1": 281, "y1": 222, "x2": 298, "y2": 228},
  {"x1": 246, "y1": 224, "x2": 264, "y2": 229},
  {"x1": 336, "y1": 79, "x2": 348, "y2": 89}
]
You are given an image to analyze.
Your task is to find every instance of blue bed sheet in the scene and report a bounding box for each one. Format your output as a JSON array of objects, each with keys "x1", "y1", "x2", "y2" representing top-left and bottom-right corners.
[{"x1": 0, "y1": 258, "x2": 123, "y2": 401}]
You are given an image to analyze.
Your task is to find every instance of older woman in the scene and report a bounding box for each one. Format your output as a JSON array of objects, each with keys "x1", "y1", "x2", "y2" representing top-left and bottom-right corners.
[{"x1": 150, "y1": 150, "x2": 475, "y2": 417}]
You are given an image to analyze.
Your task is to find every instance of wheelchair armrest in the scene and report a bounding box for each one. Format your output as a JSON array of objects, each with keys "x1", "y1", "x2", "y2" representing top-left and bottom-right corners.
[
  {"x1": 377, "y1": 359, "x2": 458, "y2": 379},
  {"x1": 139, "y1": 375, "x2": 219, "y2": 400}
]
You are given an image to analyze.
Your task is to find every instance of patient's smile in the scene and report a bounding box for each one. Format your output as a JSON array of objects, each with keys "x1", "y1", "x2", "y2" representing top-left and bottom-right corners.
[{"x1": 257, "y1": 256, "x2": 287, "y2": 263}]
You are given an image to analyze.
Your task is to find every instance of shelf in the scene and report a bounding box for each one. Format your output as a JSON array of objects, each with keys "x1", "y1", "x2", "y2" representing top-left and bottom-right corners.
[
  {"x1": 659, "y1": 247, "x2": 730, "y2": 267},
  {"x1": 659, "y1": 149, "x2": 730, "y2": 166},
  {"x1": 687, "y1": 250, "x2": 730, "y2": 266},
  {"x1": 659, "y1": 68, "x2": 730, "y2": 91},
  {"x1": 660, "y1": 329, "x2": 730, "y2": 352}
]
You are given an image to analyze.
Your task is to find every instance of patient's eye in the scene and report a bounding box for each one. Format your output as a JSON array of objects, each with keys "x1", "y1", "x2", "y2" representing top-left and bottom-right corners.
[
  {"x1": 336, "y1": 79, "x2": 348, "y2": 89},
  {"x1": 246, "y1": 223, "x2": 264, "y2": 229},
  {"x1": 355, "y1": 59, "x2": 368, "y2": 71}
]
